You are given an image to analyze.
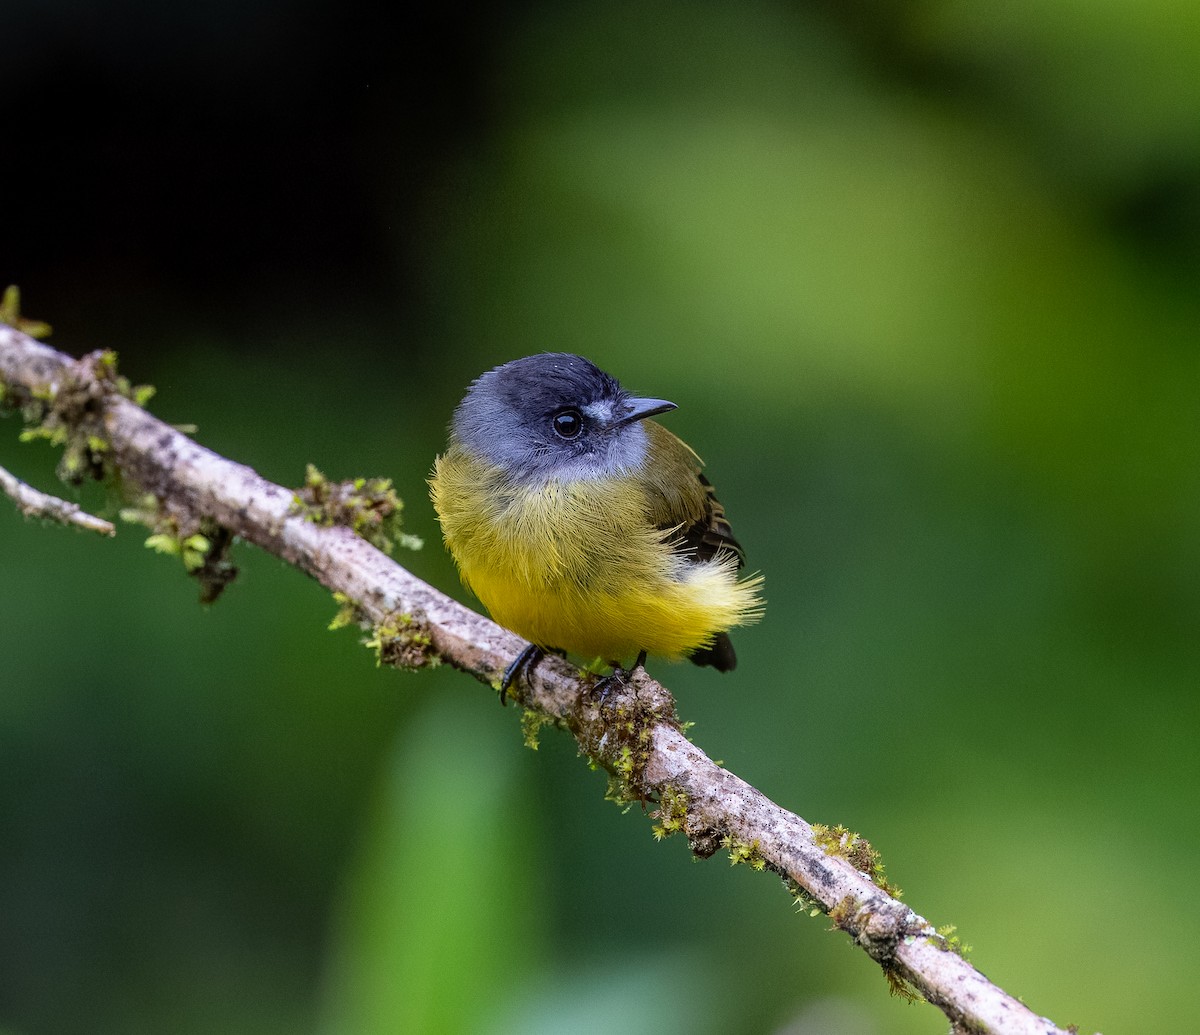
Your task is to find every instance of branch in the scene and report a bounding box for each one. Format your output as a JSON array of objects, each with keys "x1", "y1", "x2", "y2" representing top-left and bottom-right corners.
[
  {"x1": 0, "y1": 323, "x2": 1089, "y2": 1035},
  {"x1": 0, "y1": 461, "x2": 115, "y2": 535}
]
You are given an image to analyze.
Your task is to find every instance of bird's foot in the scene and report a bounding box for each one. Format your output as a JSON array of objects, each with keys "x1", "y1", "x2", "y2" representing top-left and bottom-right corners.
[
  {"x1": 588, "y1": 650, "x2": 648, "y2": 706},
  {"x1": 499, "y1": 644, "x2": 545, "y2": 706}
]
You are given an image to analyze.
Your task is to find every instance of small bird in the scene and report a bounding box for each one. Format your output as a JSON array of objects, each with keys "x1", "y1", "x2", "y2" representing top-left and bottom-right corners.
[{"x1": 429, "y1": 353, "x2": 763, "y2": 697}]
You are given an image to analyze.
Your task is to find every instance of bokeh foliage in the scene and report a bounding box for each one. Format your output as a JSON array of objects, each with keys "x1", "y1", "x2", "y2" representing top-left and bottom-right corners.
[{"x1": 3, "y1": 1, "x2": 1198, "y2": 1032}]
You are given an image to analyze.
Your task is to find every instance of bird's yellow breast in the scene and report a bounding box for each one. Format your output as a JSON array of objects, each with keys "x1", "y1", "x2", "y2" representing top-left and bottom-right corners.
[{"x1": 429, "y1": 445, "x2": 761, "y2": 664}]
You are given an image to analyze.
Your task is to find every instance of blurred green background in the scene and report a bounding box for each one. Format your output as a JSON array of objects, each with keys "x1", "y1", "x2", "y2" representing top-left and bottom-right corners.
[{"x1": 3, "y1": 1, "x2": 1198, "y2": 1032}]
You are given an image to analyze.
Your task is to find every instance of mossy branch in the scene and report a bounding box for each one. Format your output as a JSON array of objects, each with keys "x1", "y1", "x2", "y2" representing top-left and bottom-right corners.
[{"x1": 0, "y1": 323, "x2": 1090, "y2": 1035}]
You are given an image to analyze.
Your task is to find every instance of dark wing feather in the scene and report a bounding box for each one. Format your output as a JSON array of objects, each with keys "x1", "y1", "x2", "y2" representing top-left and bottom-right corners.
[
  {"x1": 670, "y1": 474, "x2": 743, "y2": 672},
  {"x1": 638, "y1": 422, "x2": 747, "y2": 672},
  {"x1": 671, "y1": 472, "x2": 745, "y2": 569}
]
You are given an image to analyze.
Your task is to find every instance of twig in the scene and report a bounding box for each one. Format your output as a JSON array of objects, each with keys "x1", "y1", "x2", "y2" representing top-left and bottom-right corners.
[
  {"x1": 0, "y1": 323, "x2": 1090, "y2": 1035},
  {"x1": 0, "y1": 461, "x2": 115, "y2": 535}
]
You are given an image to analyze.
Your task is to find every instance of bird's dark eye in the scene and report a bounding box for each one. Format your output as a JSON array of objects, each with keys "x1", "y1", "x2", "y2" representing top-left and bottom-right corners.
[{"x1": 552, "y1": 408, "x2": 583, "y2": 439}]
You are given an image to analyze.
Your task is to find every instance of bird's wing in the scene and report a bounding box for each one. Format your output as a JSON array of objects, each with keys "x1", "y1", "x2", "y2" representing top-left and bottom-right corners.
[
  {"x1": 677, "y1": 472, "x2": 745, "y2": 568},
  {"x1": 640, "y1": 422, "x2": 745, "y2": 569},
  {"x1": 639, "y1": 421, "x2": 748, "y2": 672}
]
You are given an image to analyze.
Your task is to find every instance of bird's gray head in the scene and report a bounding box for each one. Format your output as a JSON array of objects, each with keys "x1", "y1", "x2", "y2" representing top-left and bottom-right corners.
[{"x1": 451, "y1": 353, "x2": 676, "y2": 483}]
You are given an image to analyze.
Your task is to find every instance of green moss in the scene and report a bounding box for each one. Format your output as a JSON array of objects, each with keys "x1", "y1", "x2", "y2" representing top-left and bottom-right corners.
[
  {"x1": 884, "y1": 968, "x2": 919, "y2": 1004},
  {"x1": 784, "y1": 876, "x2": 824, "y2": 918},
  {"x1": 0, "y1": 285, "x2": 52, "y2": 338},
  {"x1": 365, "y1": 610, "x2": 439, "y2": 670},
  {"x1": 933, "y1": 924, "x2": 973, "y2": 960},
  {"x1": 612, "y1": 744, "x2": 635, "y2": 780},
  {"x1": 721, "y1": 834, "x2": 767, "y2": 870},
  {"x1": 291, "y1": 463, "x2": 422, "y2": 555},
  {"x1": 187, "y1": 524, "x2": 237, "y2": 604},
  {"x1": 812, "y1": 823, "x2": 902, "y2": 899},
  {"x1": 119, "y1": 493, "x2": 161, "y2": 528},
  {"x1": 6, "y1": 346, "x2": 155, "y2": 488},
  {"x1": 327, "y1": 591, "x2": 362, "y2": 631},
  {"x1": 124, "y1": 497, "x2": 238, "y2": 603},
  {"x1": 520, "y1": 709, "x2": 556, "y2": 750},
  {"x1": 651, "y1": 783, "x2": 690, "y2": 841},
  {"x1": 603, "y1": 763, "x2": 641, "y2": 811},
  {"x1": 597, "y1": 733, "x2": 647, "y2": 810},
  {"x1": 571, "y1": 675, "x2": 680, "y2": 812}
]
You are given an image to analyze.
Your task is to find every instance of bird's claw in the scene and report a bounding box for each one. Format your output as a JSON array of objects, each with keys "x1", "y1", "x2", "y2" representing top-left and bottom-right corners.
[{"x1": 499, "y1": 644, "x2": 545, "y2": 705}]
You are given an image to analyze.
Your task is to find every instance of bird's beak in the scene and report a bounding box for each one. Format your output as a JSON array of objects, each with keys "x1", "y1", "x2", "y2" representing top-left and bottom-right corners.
[{"x1": 615, "y1": 396, "x2": 677, "y2": 428}]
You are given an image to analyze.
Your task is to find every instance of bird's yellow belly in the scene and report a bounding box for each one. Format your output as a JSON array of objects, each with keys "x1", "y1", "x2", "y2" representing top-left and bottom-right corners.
[
  {"x1": 464, "y1": 556, "x2": 713, "y2": 663},
  {"x1": 431, "y1": 456, "x2": 755, "y2": 664}
]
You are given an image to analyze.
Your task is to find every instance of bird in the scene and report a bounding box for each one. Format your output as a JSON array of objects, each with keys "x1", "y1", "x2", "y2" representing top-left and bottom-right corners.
[{"x1": 429, "y1": 352, "x2": 763, "y2": 699}]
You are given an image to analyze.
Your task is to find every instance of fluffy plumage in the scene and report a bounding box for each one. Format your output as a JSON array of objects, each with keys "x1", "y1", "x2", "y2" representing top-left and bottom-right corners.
[{"x1": 429, "y1": 353, "x2": 763, "y2": 669}]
